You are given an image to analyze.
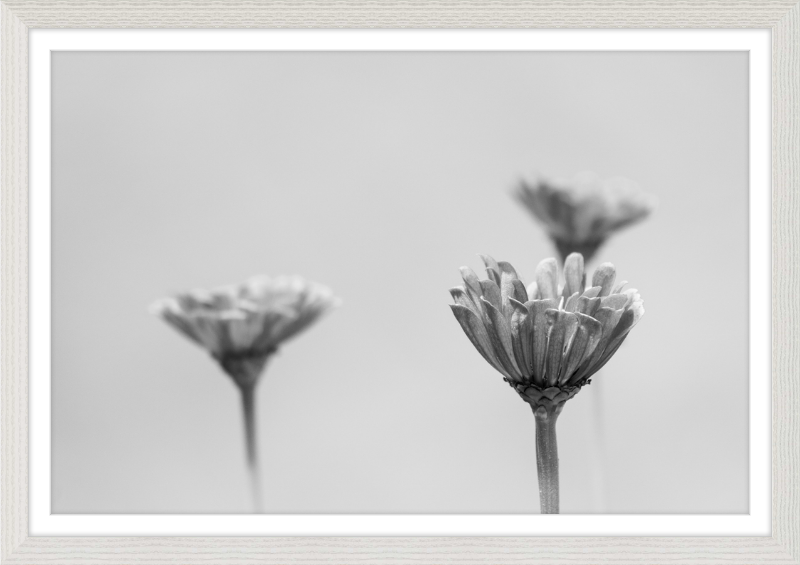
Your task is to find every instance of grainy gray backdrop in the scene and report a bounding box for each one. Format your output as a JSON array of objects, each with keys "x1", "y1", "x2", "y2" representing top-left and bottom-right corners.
[{"x1": 51, "y1": 51, "x2": 748, "y2": 514}]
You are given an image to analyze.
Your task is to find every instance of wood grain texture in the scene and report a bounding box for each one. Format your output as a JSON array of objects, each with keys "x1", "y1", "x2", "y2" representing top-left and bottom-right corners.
[
  {"x1": 2, "y1": 1, "x2": 798, "y2": 563},
  {"x1": 772, "y1": 2, "x2": 800, "y2": 563},
  {"x1": 1, "y1": 2, "x2": 29, "y2": 563},
  {"x1": 0, "y1": 0, "x2": 796, "y2": 28}
]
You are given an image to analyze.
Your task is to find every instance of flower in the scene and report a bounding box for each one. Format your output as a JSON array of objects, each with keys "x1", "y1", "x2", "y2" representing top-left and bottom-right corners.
[
  {"x1": 449, "y1": 253, "x2": 643, "y2": 413},
  {"x1": 151, "y1": 275, "x2": 340, "y2": 388},
  {"x1": 515, "y1": 172, "x2": 656, "y2": 263}
]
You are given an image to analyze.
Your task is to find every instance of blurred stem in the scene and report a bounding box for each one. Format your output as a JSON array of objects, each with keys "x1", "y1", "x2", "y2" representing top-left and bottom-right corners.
[
  {"x1": 553, "y1": 238, "x2": 601, "y2": 266},
  {"x1": 239, "y1": 382, "x2": 263, "y2": 513},
  {"x1": 533, "y1": 405, "x2": 560, "y2": 514},
  {"x1": 590, "y1": 375, "x2": 608, "y2": 511}
]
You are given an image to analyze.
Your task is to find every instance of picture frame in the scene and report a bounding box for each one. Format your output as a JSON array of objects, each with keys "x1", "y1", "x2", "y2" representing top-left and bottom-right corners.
[{"x1": 2, "y1": 1, "x2": 797, "y2": 563}]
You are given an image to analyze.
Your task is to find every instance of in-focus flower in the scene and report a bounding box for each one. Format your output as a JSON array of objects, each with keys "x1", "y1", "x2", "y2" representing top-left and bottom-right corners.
[
  {"x1": 450, "y1": 253, "x2": 643, "y2": 412},
  {"x1": 151, "y1": 275, "x2": 339, "y2": 512},
  {"x1": 515, "y1": 172, "x2": 656, "y2": 263},
  {"x1": 449, "y1": 253, "x2": 644, "y2": 513},
  {"x1": 151, "y1": 275, "x2": 340, "y2": 388}
]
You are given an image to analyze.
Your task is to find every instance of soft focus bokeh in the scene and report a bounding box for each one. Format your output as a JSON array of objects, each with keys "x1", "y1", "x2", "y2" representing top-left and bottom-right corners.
[{"x1": 51, "y1": 51, "x2": 748, "y2": 514}]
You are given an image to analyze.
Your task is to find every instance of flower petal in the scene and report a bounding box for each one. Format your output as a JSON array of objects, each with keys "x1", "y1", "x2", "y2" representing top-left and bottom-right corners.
[
  {"x1": 622, "y1": 288, "x2": 639, "y2": 309},
  {"x1": 189, "y1": 314, "x2": 226, "y2": 356},
  {"x1": 450, "y1": 304, "x2": 509, "y2": 379},
  {"x1": 479, "y1": 279, "x2": 502, "y2": 311},
  {"x1": 249, "y1": 310, "x2": 290, "y2": 352},
  {"x1": 591, "y1": 262, "x2": 617, "y2": 297},
  {"x1": 155, "y1": 275, "x2": 339, "y2": 358},
  {"x1": 561, "y1": 312, "x2": 603, "y2": 385},
  {"x1": 497, "y1": 260, "x2": 520, "y2": 281},
  {"x1": 594, "y1": 306, "x2": 625, "y2": 341},
  {"x1": 481, "y1": 298, "x2": 523, "y2": 381},
  {"x1": 497, "y1": 260, "x2": 527, "y2": 301},
  {"x1": 516, "y1": 181, "x2": 555, "y2": 227},
  {"x1": 581, "y1": 285, "x2": 602, "y2": 299},
  {"x1": 480, "y1": 255, "x2": 502, "y2": 286},
  {"x1": 564, "y1": 292, "x2": 580, "y2": 313},
  {"x1": 569, "y1": 306, "x2": 623, "y2": 383},
  {"x1": 630, "y1": 299, "x2": 645, "y2": 325},
  {"x1": 526, "y1": 281, "x2": 540, "y2": 300},
  {"x1": 498, "y1": 261, "x2": 523, "y2": 319},
  {"x1": 590, "y1": 306, "x2": 644, "y2": 375},
  {"x1": 606, "y1": 306, "x2": 637, "y2": 349},
  {"x1": 510, "y1": 298, "x2": 533, "y2": 379},
  {"x1": 534, "y1": 258, "x2": 559, "y2": 299},
  {"x1": 599, "y1": 293, "x2": 628, "y2": 310},
  {"x1": 459, "y1": 267, "x2": 484, "y2": 313},
  {"x1": 267, "y1": 305, "x2": 328, "y2": 347},
  {"x1": 449, "y1": 287, "x2": 479, "y2": 315},
  {"x1": 227, "y1": 313, "x2": 268, "y2": 352},
  {"x1": 529, "y1": 298, "x2": 557, "y2": 386},
  {"x1": 562, "y1": 252, "x2": 585, "y2": 298},
  {"x1": 575, "y1": 295, "x2": 601, "y2": 316},
  {"x1": 157, "y1": 305, "x2": 205, "y2": 347},
  {"x1": 586, "y1": 333, "x2": 629, "y2": 375},
  {"x1": 612, "y1": 280, "x2": 628, "y2": 294},
  {"x1": 597, "y1": 301, "x2": 645, "y2": 369},
  {"x1": 511, "y1": 279, "x2": 529, "y2": 304},
  {"x1": 544, "y1": 310, "x2": 579, "y2": 387}
]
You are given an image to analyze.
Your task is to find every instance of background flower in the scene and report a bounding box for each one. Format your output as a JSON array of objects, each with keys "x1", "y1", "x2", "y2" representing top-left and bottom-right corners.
[
  {"x1": 151, "y1": 275, "x2": 340, "y2": 387},
  {"x1": 516, "y1": 172, "x2": 656, "y2": 263},
  {"x1": 151, "y1": 275, "x2": 340, "y2": 511}
]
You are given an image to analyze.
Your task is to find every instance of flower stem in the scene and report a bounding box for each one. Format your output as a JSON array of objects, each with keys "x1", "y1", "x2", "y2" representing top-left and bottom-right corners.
[
  {"x1": 239, "y1": 382, "x2": 263, "y2": 513},
  {"x1": 589, "y1": 375, "x2": 608, "y2": 511},
  {"x1": 533, "y1": 405, "x2": 561, "y2": 514}
]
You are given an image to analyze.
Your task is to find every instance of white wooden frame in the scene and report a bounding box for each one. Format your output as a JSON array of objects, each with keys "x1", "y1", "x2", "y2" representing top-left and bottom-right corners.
[{"x1": 2, "y1": 1, "x2": 798, "y2": 563}]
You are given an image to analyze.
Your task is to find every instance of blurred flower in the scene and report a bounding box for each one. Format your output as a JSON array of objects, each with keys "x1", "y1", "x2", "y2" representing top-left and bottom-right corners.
[
  {"x1": 449, "y1": 252, "x2": 643, "y2": 513},
  {"x1": 151, "y1": 274, "x2": 340, "y2": 512},
  {"x1": 151, "y1": 275, "x2": 340, "y2": 388},
  {"x1": 449, "y1": 253, "x2": 643, "y2": 412},
  {"x1": 515, "y1": 172, "x2": 656, "y2": 263}
]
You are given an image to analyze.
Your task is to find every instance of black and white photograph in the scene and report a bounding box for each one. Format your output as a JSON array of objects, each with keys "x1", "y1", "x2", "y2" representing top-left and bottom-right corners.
[{"x1": 51, "y1": 50, "x2": 749, "y2": 515}]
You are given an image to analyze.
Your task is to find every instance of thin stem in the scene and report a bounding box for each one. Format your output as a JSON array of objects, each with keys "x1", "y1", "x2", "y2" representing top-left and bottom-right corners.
[
  {"x1": 239, "y1": 383, "x2": 264, "y2": 513},
  {"x1": 533, "y1": 405, "x2": 560, "y2": 514},
  {"x1": 589, "y1": 375, "x2": 607, "y2": 511}
]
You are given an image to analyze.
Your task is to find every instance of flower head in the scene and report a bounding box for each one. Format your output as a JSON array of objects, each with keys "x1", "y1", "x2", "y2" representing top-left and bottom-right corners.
[
  {"x1": 151, "y1": 275, "x2": 340, "y2": 387},
  {"x1": 516, "y1": 172, "x2": 656, "y2": 263},
  {"x1": 449, "y1": 253, "x2": 643, "y2": 412}
]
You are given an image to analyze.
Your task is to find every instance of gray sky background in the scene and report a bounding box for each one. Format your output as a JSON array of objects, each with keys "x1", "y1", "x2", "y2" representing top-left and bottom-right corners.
[{"x1": 52, "y1": 51, "x2": 749, "y2": 514}]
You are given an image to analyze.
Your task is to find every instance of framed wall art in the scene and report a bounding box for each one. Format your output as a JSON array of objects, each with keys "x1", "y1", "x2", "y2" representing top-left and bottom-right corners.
[{"x1": 2, "y1": 2, "x2": 798, "y2": 563}]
